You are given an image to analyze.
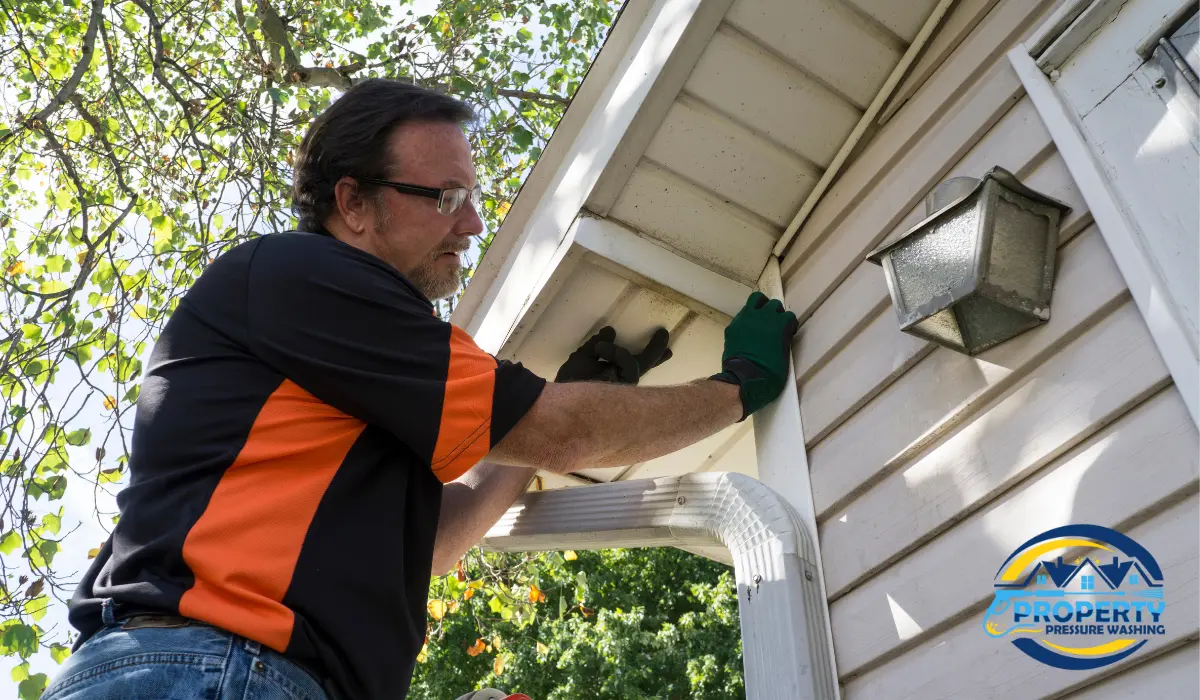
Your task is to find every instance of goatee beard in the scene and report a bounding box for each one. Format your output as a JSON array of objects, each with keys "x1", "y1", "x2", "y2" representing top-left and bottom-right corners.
[{"x1": 408, "y1": 254, "x2": 462, "y2": 301}]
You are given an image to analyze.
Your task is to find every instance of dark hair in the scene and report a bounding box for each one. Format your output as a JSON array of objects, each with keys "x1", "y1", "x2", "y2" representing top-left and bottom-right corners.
[{"x1": 291, "y1": 79, "x2": 475, "y2": 232}]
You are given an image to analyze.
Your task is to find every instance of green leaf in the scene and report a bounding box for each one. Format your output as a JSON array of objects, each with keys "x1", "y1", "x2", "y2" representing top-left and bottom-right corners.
[
  {"x1": 50, "y1": 644, "x2": 70, "y2": 664},
  {"x1": 39, "y1": 279, "x2": 67, "y2": 294},
  {"x1": 44, "y1": 254, "x2": 67, "y2": 272},
  {"x1": 151, "y1": 215, "x2": 174, "y2": 253},
  {"x1": 17, "y1": 673, "x2": 47, "y2": 700},
  {"x1": 511, "y1": 125, "x2": 533, "y2": 149},
  {"x1": 28, "y1": 539, "x2": 59, "y2": 569},
  {"x1": 20, "y1": 324, "x2": 40, "y2": 341},
  {"x1": 488, "y1": 596, "x2": 503, "y2": 614},
  {"x1": 22, "y1": 596, "x2": 48, "y2": 622},
  {"x1": 40, "y1": 512, "x2": 61, "y2": 536},
  {"x1": 66, "y1": 428, "x2": 91, "y2": 445},
  {"x1": 53, "y1": 189, "x2": 72, "y2": 210},
  {"x1": 66, "y1": 119, "x2": 85, "y2": 141},
  {"x1": 98, "y1": 467, "x2": 122, "y2": 484},
  {"x1": 516, "y1": 27, "x2": 532, "y2": 42},
  {"x1": 0, "y1": 621, "x2": 38, "y2": 658},
  {"x1": 10, "y1": 662, "x2": 27, "y2": 681}
]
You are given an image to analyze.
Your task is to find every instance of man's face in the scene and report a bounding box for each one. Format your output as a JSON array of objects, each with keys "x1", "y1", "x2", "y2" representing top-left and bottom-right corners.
[{"x1": 362, "y1": 121, "x2": 483, "y2": 300}]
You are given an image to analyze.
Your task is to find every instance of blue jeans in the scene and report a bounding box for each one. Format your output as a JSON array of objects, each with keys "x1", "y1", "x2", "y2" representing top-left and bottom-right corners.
[{"x1": 44, "y1": 608, "x2": 329, "y2": 700}]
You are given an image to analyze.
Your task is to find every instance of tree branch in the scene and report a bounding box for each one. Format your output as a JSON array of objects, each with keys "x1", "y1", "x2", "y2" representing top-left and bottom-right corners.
[
  {"x1": 496, "y1": 88, "x2": 570, "y2": 106},
  {"x1": 26, "y1": 0, "x2": 105, "y2": 127},
  {"x1": 253, "y1": 0, "x2": 359, "y2": 89}
]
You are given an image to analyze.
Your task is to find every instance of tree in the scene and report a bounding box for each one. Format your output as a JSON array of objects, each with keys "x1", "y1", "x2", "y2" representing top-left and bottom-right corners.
[
  {"x1": 0, "y1": 0, "x2": 619, "y2": 695},
  {"x1": 412, "y1": 547, "x2": 744, "y2": 699}
]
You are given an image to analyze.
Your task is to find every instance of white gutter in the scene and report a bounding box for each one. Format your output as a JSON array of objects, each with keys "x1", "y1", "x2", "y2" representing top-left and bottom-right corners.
[
  {"x1": 773, "y1": 0, "x2": 958, "y2": 260},
  {"x1": 481, "y1": 472, "x2": 838, "y2": 700}
]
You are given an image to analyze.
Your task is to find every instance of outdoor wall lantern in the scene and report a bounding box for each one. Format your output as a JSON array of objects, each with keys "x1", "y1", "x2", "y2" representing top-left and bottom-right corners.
[{"x1": 866, "y1": 166, "x2": 1071, "y2": 355}]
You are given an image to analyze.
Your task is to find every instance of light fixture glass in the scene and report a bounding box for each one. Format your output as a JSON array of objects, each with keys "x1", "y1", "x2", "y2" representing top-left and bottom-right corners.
[{"x1": 866, "y1": 167, "x2": 1071, "y2": 355}]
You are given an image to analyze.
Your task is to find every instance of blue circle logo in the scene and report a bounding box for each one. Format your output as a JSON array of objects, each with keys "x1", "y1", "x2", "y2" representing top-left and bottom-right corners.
[{"x1": 982, "y1": 524, "x2": 1165, "y2": 670}]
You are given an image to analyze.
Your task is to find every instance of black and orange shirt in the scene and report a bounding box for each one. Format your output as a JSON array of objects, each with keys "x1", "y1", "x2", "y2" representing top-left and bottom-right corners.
[{"x1": 68, "y1": 232, "x2": 546, "y2": 699}]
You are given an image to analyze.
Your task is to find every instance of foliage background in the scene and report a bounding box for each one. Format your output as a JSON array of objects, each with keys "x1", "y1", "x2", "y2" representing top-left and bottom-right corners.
[
  {"x1": 414, "y1": 548, "x2": 742, "y2": 700},
  {"x1": 0, "y1": 0, "x2": 743, "y2": 697}
]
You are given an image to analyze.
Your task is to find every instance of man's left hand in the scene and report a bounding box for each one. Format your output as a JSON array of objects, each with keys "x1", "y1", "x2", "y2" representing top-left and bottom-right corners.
[{"x1": 554, "y1": 326, "x2": 672, "y2": 384}]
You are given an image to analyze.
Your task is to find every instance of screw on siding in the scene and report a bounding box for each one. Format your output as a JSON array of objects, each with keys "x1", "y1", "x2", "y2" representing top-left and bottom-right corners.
[
  {"x1": 753, "y1": 574, "x2": 762, "y2": 588},
  {"x1": 805, "y1": 570, "x2": 814, "y2": 581},
  {"x1": 1154, "y1": 76, "x2": 1167, "y2": 88},
  {"x1": 676, "y1": 496, "x2": 686, "y2": 505}
]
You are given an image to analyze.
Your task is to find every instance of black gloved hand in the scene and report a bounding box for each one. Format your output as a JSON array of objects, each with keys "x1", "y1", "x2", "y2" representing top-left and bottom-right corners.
[
  {"x1": 554, "y1": 326, "x2": 673, "y2": 384},
  {"x1": 710, "y1": 292, "x2": 799, "y2": 421}
]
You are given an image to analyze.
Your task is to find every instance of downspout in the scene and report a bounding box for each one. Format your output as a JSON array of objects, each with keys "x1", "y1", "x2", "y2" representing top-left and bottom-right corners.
[
  {"x1": 772, "y1": 0, "x2": 958, "y2": 260},
  {"x1": 481, "y1": 472, "x2": 838, "y2": 700}
]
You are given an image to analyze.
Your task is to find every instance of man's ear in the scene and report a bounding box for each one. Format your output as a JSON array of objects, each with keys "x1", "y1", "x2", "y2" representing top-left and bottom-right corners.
[{"x1": 332, "y1": 176, "x2": 372, "y2": 235}]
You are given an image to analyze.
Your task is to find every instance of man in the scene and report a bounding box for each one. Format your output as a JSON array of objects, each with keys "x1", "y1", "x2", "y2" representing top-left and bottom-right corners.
[{"x1": 45, "y1": 79, "x2": 798, "y2": 700}]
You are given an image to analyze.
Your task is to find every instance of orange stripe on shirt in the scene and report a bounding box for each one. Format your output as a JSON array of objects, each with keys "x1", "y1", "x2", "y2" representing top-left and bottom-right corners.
[
  {"x1": 431, "y1": 325, "x2": 496, "y2": 483},
  {"x1": 179, "y1": 380, "x2": 365, "y2": 652}
]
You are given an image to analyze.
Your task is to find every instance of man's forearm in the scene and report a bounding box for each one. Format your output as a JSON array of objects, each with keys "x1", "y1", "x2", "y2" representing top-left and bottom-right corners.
[
  {"x1": 431, "y1": 462, "x2": 536, "y2": 575},
  {"x1": 487, "y1": 379, "x2": 742, "y2": 474}
]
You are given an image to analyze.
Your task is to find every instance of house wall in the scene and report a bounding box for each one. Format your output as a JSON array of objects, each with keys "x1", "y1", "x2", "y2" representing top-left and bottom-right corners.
[{"x1": 778, "y1": 0, "x2": 1200, "y2": 695}]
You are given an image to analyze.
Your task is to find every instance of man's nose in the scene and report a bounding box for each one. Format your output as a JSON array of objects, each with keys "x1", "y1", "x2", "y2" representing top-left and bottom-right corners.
[{"x1": 458, "y1": 202, "x2": 485, "y2": 237}]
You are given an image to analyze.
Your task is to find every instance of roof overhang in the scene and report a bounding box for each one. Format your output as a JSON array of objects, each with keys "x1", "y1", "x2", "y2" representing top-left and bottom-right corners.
[{"x1": 454, "y1": 0, "x2": 959, "y2": 488}]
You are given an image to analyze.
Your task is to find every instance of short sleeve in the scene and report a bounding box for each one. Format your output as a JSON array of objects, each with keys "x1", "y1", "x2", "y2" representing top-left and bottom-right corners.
[{"x1": 245, "y1": 233, "x2": 545, "y2": 482}]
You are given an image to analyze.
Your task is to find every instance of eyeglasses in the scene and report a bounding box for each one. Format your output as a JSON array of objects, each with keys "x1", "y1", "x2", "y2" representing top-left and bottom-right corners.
[{"x1": 355, "y1": 176, "x2": 483, "y2": 216}]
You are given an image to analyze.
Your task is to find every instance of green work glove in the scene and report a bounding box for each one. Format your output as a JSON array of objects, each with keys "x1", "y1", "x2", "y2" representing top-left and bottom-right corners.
[
  {"x1": 711, "y1": 292, "x2": 799, "y2": 421},
  {"x1": 555, "y1": 326, "x2": 672, "y2": 384}
]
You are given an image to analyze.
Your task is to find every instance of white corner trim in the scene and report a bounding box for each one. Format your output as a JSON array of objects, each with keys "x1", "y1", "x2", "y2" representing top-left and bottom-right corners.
[
  {"x1": 452, "y1": 0, "x2": 711, "y2": 354},
  {"x1": 1008, "y1": 46, "x2": 1199, "y2": 426},
  {"x1": 572, "y1": 215, "x2": 754, "y2": 317},
  {"x1": 1034, "y1": 0, "x2": 1128, "y2": 72},
  {"x1": 1027, "y1": 0, "x2": 1095, "y2": 59},
  {"x1": 481, "y1": 472, "x2": 838, "y2": 700},
  {"x1": 753, "y1": 256, "x2": 841, "y2": 698}
]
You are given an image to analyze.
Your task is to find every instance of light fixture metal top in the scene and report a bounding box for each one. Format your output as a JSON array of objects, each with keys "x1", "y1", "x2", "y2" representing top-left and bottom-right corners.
[{"x1": 866, "y1": 166, "x2": 1071, "y2": 266}]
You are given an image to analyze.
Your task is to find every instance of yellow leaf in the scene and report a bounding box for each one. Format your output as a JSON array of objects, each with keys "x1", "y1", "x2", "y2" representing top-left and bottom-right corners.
[
  {"x1": 427, "y1": 599, "x2": 445, "y2": 621},
  {"x1": 446, "y1": 600, "x2": 458, "y2": 614},
  {"x1": 536, "y1": 641, "x2": 548, "y2": 655},
  {"x1": 6, "y1": 261, "x2": 26, "y2": 276},
  {"x1": 468, "y1": 579, "x2": 484, "y2": 589},
  {"x1": 467, "y1": 638, "x2": 486, "y2": 657},
  {"x1": 76, "y1": 251, "x2": 87, "y2": 264},
  {"x1": 493, "y1": 654, "x2": 505, "y2": 675},
  {"x1": 86, "y1": 547, "x2": 101, "y2": 559},
  {"x1": 102, "y1": 395, "x2": 117, "y2": 411},
  {"x1": 529, "y1": 584, "x2": 545, "y2": 603},
  {"x1": 463, "y1": 587, "x2": 475, "y2": 600},
  {"x1": 416, "y1": 643, "x2": 428, "y2": 663},
  {"x1": 563, "y1": 550, "x2": 577, "y2": 561}
]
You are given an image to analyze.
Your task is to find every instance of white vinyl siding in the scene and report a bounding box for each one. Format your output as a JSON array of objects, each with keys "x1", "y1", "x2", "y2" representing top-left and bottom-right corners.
[{"x1": 779, "y1": 0, "x2": 1200, "y2": 695}]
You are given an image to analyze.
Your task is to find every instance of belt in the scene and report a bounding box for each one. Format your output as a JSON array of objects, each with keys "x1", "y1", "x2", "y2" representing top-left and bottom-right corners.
[{"x1": 120, "y1": 613, "x2": 199, "y2": 630}]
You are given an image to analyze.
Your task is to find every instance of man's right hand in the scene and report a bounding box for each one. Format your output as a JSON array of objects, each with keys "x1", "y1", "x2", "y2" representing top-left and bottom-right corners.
[
  {"x1": 487, "y1": 292, "x2": 797, "y2": 474},
  {"x1": 710, "y1": 292, "x2": 799, "y2": 421}
]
